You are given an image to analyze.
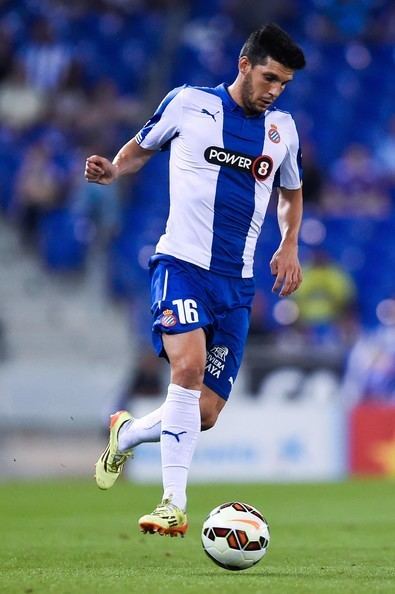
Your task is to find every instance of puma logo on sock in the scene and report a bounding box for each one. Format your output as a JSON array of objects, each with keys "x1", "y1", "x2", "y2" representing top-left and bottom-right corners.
[{"x1": 161, "y1": 430, "x2": 187, "y2": 443}]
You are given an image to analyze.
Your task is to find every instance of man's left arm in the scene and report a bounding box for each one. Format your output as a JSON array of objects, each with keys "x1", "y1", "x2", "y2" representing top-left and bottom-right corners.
[{"x1": 270, "y1": 187, "x2": 303, "y2": 297}]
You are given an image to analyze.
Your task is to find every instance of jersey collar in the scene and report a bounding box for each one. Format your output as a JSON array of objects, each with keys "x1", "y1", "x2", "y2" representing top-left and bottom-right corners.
[{"x1": 215, "y1": 83, "x2": 266, "y2": 119}]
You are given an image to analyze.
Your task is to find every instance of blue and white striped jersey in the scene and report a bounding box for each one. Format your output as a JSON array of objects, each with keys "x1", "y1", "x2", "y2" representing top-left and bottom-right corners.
[{"x1": 135, "y1": 84, "x2": 302, "y2": 278}]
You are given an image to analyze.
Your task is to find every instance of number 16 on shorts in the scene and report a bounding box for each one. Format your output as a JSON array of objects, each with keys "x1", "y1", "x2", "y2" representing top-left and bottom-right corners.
[{"x1": 172, "y1": 299, "x2": 199, "y2": 324}]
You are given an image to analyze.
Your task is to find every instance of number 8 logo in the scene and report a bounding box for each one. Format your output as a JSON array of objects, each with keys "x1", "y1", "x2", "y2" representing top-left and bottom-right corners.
[{"x1": 252, "y1": 155, "x2": 273, "y2": 181}]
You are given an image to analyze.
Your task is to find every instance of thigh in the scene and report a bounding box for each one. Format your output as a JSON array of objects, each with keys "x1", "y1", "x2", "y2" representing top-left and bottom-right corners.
[
  {"x1": 162, "y1": 328, "x2": 207, "y2": 368},
  {"x1": 163, "y1": 328, "x2": 207, "y2": 390},
  {"x1": 203, "y1": 306, "x2": 251, "y2": 401}
]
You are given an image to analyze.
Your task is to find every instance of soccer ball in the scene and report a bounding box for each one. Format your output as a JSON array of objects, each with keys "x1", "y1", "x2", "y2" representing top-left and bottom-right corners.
[{"x1": 201, "y1": 501, "x2": 270, "y2": 571}]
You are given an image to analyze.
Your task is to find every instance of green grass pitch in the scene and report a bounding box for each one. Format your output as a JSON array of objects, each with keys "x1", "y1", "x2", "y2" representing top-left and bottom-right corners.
[{"x1": 1, "y1": 479, "x2": 394, "y2": 594}]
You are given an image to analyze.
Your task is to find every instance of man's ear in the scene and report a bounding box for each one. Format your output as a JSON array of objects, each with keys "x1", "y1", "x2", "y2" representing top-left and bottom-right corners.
[{"x1": 239, "y1": 56, "x2": 252, "y2": 75}]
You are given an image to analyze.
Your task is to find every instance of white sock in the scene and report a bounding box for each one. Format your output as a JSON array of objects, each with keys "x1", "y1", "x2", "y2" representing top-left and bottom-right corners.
[
  {"x1": 118, "y1": 405, "x2": 163, "y2": 452},
  {"x1": 161, "y1": 383, "x2": 201, "y2": 511}
]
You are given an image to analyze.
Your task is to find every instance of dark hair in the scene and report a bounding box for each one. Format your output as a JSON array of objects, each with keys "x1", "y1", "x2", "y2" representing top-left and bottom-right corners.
[{"x1": 240, "y1": 23, "x2": 306, "y2": 70}]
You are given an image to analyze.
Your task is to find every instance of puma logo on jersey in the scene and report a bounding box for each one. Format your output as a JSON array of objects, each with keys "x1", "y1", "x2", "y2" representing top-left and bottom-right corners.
[
  {"x1": 161, "y1": 430, "x2": 187, "y2": 442},
  {"x1": 201, "y1": 108, "x2": 220, "y2": 121}
]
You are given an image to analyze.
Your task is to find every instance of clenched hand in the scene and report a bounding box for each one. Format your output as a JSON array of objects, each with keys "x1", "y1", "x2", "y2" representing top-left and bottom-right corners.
[{"x1": 85, "y1": 155, "x2": 118, "y2": 185}]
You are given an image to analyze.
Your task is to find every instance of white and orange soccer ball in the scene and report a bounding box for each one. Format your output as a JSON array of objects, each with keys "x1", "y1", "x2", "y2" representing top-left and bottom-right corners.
[{"x1": 201, "y1": 501, "x2": 270, "y2": 571}]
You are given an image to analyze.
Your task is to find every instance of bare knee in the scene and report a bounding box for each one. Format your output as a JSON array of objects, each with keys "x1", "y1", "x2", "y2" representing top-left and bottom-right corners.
[
  {"x1": 200, "y1": 401, "x2": 222, "y2": 430},
  {"x1": 171, "y1": 358, "x2": 205, "y2": 390},
  {"x1": 199, "y1": 386, "x2": 226, "y2": 431},
  {"x1": 201, "y1": 410, "x2": 219, "y2": 431},
  {"x1": 164, "y1": 329, "x2": 206, "y2": 389}
]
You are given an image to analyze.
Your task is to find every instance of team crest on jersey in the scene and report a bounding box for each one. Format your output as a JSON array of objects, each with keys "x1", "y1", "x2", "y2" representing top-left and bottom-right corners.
[
  {"x1": 160, "y1": 309, "x2": 177, "y2": 327},
  {"x1": 205, "y1": 345, "x2": 229, "y2": 379},
  {"x1": 268, "y1": 124, "x2": 281, "y2": 143}
]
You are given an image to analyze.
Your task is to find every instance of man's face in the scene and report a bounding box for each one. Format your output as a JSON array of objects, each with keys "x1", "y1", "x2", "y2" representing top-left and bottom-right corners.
[{"x1": 239, "y1": 56, "x2": 294, "y2": 115}]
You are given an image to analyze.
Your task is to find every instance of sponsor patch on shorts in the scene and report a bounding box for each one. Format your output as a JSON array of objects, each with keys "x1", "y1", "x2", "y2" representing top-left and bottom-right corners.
[{"x1": 205, "y1": 345, "x2": 229, "y2": 379}]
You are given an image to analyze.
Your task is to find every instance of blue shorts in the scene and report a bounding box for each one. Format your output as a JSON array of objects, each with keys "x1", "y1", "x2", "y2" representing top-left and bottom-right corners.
[{"x1": 149, "y1": 254, "x2": 255, "y2": 400}]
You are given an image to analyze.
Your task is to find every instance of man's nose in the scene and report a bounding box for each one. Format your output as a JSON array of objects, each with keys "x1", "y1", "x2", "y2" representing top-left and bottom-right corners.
[{"x1": 269, "y1": 83, "x2": 282, "y2": 98}]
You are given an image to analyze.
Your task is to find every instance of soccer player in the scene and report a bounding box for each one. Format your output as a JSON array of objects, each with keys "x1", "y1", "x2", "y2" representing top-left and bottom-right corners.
[{"x1": 85, "y1": 23, "x2": 305, "y2": 537}]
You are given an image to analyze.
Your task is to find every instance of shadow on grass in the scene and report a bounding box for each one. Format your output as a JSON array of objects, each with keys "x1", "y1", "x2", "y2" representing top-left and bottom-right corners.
[{"x1": 195, "y1": 570, "x2": 394, "y2": 580}]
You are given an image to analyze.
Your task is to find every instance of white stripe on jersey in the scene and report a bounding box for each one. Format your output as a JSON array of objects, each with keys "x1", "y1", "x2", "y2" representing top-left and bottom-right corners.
[
  {"x1": 156, "y1": 90, "x2": 224, "y2": 271},
  {"x1": 242, "y1": 127, "x2": 281, "y2": 277}
]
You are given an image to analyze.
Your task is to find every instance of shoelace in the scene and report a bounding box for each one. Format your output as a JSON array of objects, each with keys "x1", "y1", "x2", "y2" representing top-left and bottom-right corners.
[
  {"x1": 151, "y1": 499, "x2": 178, "y2": 517},
  {"x1": 107, "y1": 451, "x2": 131, "y2": 473}
]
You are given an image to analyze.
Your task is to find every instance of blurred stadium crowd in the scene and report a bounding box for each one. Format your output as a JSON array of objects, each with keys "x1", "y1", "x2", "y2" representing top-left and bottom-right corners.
[{"x1": 0, "y1": 0, "x2": 395, "y2": 402}]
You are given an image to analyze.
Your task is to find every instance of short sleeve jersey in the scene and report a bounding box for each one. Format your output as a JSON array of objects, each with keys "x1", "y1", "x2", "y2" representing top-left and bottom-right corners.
[{"x1": 135, "y1": 84, "x2": 302, "y2": 278}]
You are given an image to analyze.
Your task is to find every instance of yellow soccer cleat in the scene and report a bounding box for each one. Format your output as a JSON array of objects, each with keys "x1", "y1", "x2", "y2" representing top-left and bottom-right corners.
[
  {"x1": 95, "y1": 410, "x2": 133, "y2": 490},
  {"x1": 139, "y1": 498, "x2": 188, "y2": 537}
]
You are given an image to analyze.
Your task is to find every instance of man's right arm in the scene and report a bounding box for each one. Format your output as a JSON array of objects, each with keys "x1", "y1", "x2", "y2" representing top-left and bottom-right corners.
[
  {"x1": 85, "y1": 139, "x2": 155, "y2": 185},
  {"x1": 85, "y1": 86, "x2": 184, "y2": 185}
]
